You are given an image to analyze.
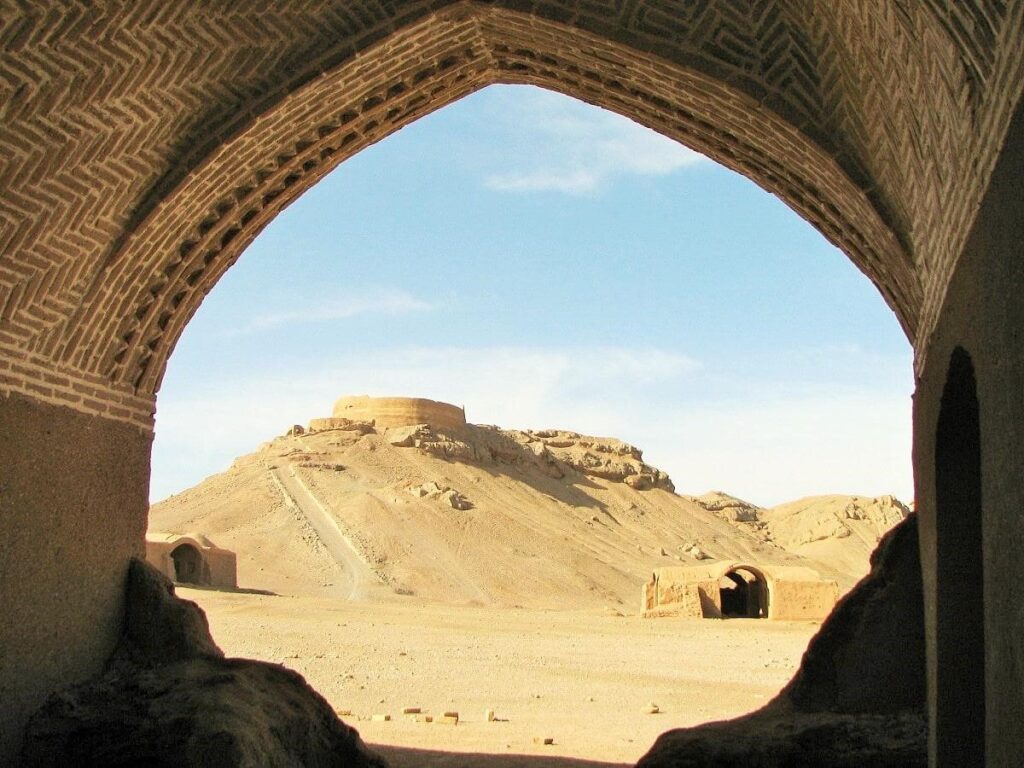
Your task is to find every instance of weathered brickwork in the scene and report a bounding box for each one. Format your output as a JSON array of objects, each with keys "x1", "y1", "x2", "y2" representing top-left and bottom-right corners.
[
  {"x1": 0, "y1": 344, "x2": 154, "y2": 431},
  {"x1": 1, "y1": 0, "x2": 1023, "y2": 427}
]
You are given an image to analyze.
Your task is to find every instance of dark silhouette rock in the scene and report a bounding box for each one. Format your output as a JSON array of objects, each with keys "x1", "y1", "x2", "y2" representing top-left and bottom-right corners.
[
  {"x1": 783, "y1": 514, "x2": 925, "y2": 713},
  {"x1": 636, "y1": 516, "x2": 926, "y2": 767},
  {"x1": 636, "y1": 711, "x2": 926, "y2": 768},
  {"x1": 22, "y1": 559, "x2": 387, "y2": 768},
  {"x1": 119, "y1": 557, "x2": 224, "y2": 664}
]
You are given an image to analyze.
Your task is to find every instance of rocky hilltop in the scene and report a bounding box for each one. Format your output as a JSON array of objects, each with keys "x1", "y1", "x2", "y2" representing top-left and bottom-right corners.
[
  {"x1": 151, "y1": 397, "x2": 908, "y2": 609},
  {"x1": 692, "y1": 491, "x2": 912, "y2": 584}
]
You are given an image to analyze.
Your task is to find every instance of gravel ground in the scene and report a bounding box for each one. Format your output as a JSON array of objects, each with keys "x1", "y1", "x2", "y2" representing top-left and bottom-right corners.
[{"x1": 182, "y1": 588, "x2": 820, "y2": 767}]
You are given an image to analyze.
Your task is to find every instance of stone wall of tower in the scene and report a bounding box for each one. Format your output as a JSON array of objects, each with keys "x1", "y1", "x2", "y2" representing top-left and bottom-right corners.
[{"x1": 331, "y1": 396, "x2": 466, "y2": 431}]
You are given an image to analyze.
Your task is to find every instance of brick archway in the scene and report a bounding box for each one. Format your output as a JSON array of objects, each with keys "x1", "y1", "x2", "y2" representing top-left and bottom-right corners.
[
  {"x1": 3, "y1": 2, "x2": 1024, "y2": 763},
  {"x1": 6, "y1": 1, "x2": 1021, "y2": 431},
  {"x1": 48, "y1": 6, "x2": 916, "y2": 403},
  {"x1": 81, "y1": 11, "x2": 934, "y2": 403}
]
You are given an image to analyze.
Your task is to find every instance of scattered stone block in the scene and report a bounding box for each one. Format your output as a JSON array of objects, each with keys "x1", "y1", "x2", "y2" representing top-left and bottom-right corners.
[
  {"x1": 533, "y1": 737, "x2": 554, "y2": 745},
  {"x1": 643, "y1": 703, "x2": 661, "y2": 714},
  {"x1": 402, "y1": 706, "x2": 421, "y2": 715},
  {"x1": 371, "y1": 714, "x2": 391, "y2": 722},
  {"x1": 439, "y1": 711, "x2": 459, "y2": 725},
  {"x1": 414, "y1": 714, "x2": 434, "y2": 723},
  {"x1": 485, "y1": 709, "x2": 496, "y2": 722}
]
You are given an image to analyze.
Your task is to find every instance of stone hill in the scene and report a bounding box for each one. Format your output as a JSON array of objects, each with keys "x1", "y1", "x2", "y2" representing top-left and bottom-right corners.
[
  {"x1": 692, "y1": 491, "x2": 912, "y2": 585},
  {"x1": 151, "y1": 396, "x2": 908, "y2": 608}
]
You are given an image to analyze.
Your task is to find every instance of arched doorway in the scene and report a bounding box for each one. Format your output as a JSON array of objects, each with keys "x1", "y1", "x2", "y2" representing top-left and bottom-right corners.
[
  {"x1": 934, "y1": 346, "x2": 984, "y2": 765},
  {"x1": 170, "y1": 543, "x2": 206, "y2": 585},
  {"x1": 719, "y1": 567, "x2": 769, "y2": 618}
]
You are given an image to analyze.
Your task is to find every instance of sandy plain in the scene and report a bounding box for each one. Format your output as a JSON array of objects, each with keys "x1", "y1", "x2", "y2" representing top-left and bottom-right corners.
[
  {"x1": 159, "y1": 413, "x2": 903, "y2": 766},
  {"x1": 182, "y1": 587, "x2": 820, "y2": 767}
]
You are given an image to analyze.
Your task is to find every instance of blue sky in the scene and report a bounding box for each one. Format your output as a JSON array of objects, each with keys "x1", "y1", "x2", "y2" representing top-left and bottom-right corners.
[{"x1": 151, "y1": 85, "x2": 914, "y2": 507}]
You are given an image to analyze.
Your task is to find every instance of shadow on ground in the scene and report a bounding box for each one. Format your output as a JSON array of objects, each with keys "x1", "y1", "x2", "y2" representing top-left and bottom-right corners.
[
  {"x1": 178, "y1": 582, "x2": 277, "y2": 596},
  {"x1": 373, "y1": 744, "x2": 630, "y2": 768}
]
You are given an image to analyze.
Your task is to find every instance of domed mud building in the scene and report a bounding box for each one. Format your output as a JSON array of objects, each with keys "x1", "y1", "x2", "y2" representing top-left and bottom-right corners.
[{"x1": 1, "y1": 3, "x2": 1022, "y2": 765}]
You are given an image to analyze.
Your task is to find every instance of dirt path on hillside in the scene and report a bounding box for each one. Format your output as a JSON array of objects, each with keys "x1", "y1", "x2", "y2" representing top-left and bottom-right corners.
[{"x1": 271, "y1": 463, "x2": 390, "y2": 601}]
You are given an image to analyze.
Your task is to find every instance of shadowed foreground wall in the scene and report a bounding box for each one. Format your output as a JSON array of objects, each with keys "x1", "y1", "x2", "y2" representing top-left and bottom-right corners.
[
  {"x1": 914, "y1": 98, "x2": 1024, "y2": 767},
  {"x1": 21, "y1": 560, "x2": 387, "y2": 768},
  {"x1": 0, "y1": 394, "x2": 151, "y2": 759}
]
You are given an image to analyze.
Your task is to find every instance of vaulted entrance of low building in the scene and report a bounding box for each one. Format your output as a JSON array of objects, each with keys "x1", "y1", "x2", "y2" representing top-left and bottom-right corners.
[
  {"x1": 719, "y1": 567, "x2": 769, "y2": 618},
  {"x1": 170, "y1": 543, "x2": 206, "y2": 585}
]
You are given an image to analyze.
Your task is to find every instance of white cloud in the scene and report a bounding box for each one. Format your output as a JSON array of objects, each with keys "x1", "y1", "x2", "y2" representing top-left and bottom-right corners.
[
  {"x1": 227, "y1": 290, "x2": 431, "y2": 335},
  {"x1": 481, "y1": 87, "x2": 706, "y2": 195},
  {"x1": 486, "y1": 169, "x2": 601, "y2": 195},
  {"x1": 639, "y1": 393, "x2": 914, "y2": 508},
  {"x1": 150, "y1": 343, "x2": 912, "y2": 508}
]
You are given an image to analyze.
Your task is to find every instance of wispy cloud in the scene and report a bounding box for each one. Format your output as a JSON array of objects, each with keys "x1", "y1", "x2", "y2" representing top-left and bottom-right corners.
[
  {"x1": 645, "y1": 392, "x2": 913, "y2": 508},
  {"x1": 227, "y1": 290, "x2": 431, "y2": 335},
  {"x1": 486, "y1": 169, "x2": 602, "y2": 194},
  {"x1": 481, "y1": 87, "x2": 706, "y2": 195}
]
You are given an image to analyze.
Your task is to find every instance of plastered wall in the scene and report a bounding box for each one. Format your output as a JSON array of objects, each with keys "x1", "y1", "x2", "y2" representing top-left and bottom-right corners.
[
  {"x1": 0, "y1": 394, "x2": 151, "y2": 760},
  {"x1": 914, "y1": 98, "x2": 1024, "y2": 768}
]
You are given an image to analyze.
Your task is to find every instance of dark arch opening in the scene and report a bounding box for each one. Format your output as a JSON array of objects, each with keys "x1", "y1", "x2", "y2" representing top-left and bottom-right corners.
[
  {"x1": 719, "y1": 567, "x2": 769, "y2": 618},
  {"x1": 935, "y1": 346, "x2": 984, "y2": 765},
  {"x1": 170, "y1": 543, "x2": 207, "y2": 585}
]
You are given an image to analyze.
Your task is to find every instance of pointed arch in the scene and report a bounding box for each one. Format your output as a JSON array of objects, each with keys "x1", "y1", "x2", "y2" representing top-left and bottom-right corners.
[{"x1": 56, "y1": 5, "x2": 918, "y2": 398}]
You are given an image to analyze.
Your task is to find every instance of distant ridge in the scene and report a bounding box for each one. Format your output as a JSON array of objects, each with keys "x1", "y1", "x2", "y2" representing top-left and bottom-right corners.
[{"x1": 151, "y1": 398, "x2": 908, "y2": 608}]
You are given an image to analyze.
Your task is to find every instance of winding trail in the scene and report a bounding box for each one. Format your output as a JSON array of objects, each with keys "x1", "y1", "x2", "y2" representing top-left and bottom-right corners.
[{"x1": 270, "y1": 463, "x2": 388, "y2": 601}]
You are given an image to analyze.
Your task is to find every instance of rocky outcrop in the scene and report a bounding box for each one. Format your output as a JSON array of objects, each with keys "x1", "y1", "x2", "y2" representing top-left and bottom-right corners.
[
  {"x1": 636, "y1": 515, "x2": 925, "y2": 767},
  {"x1": 378, "y1": 422, "x2": 674, "y2": 490},
  {"x1": 781, "y1": 514, "x2": 925, "y2": 713},
  {"x1": 523, "y1": 429, "x2": 674, "y2": 490},
  {"x1": 762, "y1": 495, "x2": 911, "y2": 549},
  {"x1": 307, "y1": 416, "x2": 375, "y2": 434},
  {"x1": 693, "y1": 491, "x2": 760, "y2": 521},
  {"x1": 407, "y1": 480, "x2": 473, "y2": 510},
  {"x1": 635, "y1": 711, "x2": 926, "y2": 768},
  {"x1": 304, "y1": 396, "x2": 676, "y2": 491},
  {"x1": 120, "y1": 553, "x2": 224, "y2": 663},
  {"x1": 695, "y1": 493, "x2": 911, "y2": 547},
  {"x1": 22, "y1": 559, "x2": 387, "y2": 768}
]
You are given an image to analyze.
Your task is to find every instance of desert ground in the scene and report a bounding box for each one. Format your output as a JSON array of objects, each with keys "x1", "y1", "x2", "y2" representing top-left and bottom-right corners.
[
  {"x1": 182, "y1": 587, "x2": 820, "y2": 767},
  {"x1": 156, "y1": 404, "x2": 906, "y2": 766}
]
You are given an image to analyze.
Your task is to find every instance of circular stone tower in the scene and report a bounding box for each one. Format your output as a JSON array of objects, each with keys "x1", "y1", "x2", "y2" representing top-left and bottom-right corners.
[{"x1": 329, "y1": 395, "x2": 467, "y2": 431}]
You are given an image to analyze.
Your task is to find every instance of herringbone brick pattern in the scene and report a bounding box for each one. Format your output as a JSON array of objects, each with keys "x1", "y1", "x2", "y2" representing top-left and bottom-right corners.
[{"x1": 1, "y1": 0, "x2": 1022, "y2": 429}]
